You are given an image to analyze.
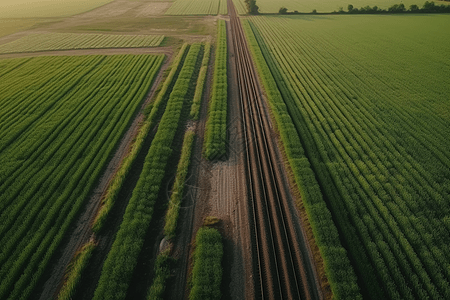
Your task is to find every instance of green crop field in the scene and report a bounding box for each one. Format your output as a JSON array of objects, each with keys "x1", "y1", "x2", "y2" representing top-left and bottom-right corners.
[
  {"x1": 0, "y1": 54, "x2": 163, "y2": 300},
  {"x1": 246, "y1": 14, "x2": 450, "y2": 299},
  {"x1": 234, "y1": 0, "x2": 449, "y2": 13},
  {"x1": 0, "y1": 33, "x2": 165, "y2": 54},
  {"x1": 0, "y1": 0, "x2": 113, "y2": 18},
  {"x1": 165, "y1": 0, "x2": 227, "y2": 15}
]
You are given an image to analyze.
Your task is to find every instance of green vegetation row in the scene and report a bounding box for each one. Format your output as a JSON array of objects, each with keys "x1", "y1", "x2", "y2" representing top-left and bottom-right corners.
[
  {"x1": 57, "y1": 240, "x2": 97, "y2": 300},
  {"x1": 204, "y1": 20, "x2": 227, "y2": 160},
  {"x1": 0, "y1": 33, "x2": 164, "y2": 54},
  {"x1": 92, "y1": 44, "x2": 202, "y2": 300},
  {"x1": 249, "y1": 15, "x2": 450, "y2": 299},
  {"x1": 165, "y1": 0, "x2": 227, "y2": 15},
  {"x1": 190, "y1": 42, "x2": 211, "y2": 120},
  {"x1": 242, "y1": 20, "x2": 361, "y2": 300},
  {"x1": 164, "y1": 130, "x2": 196, "y2": 239},
  {"x1": 146, "y1": 248, "x2": 174, "y2": 300},
  {"x1": 189, "y1": 227, "x2": 223, "y2": 300},
  {"x1": 147, "y1": 129, "x2": 196, "y2": 299},
  {"x1": 92, "y1": 44, "x2": 189, "y2": 233},
  {"x1": 0, "y1": 54, "x2": 164, "y2": 300}
]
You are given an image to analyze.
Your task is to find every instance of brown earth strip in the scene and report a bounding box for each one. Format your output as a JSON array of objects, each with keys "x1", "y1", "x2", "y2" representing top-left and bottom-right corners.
[{"x1": 227, "y1": 0, "x2": 323, "y2": 298}]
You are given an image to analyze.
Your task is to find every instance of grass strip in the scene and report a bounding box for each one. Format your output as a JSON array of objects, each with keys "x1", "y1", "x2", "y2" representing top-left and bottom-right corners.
[
  {"x1": 190, "y1": 42, "x2": 211, "y2": 120},
  {"x1": 57, "y1": 240, "x2": 96, "y2": 300},
  {"x1": 189, "y1": 227, "x2": 223, "y2": 300}
]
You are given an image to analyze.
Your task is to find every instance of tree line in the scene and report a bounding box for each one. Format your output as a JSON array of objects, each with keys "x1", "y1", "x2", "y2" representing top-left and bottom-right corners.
[{"x1": 279, "y1": 1, "x2": 450, "y2": 14}]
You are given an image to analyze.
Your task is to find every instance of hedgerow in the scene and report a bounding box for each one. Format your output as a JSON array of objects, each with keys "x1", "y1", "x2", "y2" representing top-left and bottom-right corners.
[
  {"x1": 92, "y1": 44, "x2": 202, "y2": 300},
  {"x1": 204, "y1": 20, "x2": 227, "y2": 160}
]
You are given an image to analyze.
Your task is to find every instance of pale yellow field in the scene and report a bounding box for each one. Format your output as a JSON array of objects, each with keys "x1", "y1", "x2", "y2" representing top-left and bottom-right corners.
[{"x1": 0, "y1": 0, "x2": 114, "y2": 18}]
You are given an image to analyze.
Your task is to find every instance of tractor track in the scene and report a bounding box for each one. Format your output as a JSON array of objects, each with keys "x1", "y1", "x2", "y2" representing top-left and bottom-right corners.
[{"x1": 228, "y1": 1, "x2": 322, "y2": 299}]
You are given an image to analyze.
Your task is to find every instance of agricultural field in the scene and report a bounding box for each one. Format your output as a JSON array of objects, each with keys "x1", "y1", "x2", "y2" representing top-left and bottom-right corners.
[
  {"x1": 93, "y1": 43, "x2": 205, "y2": 300},
  {"x1": 0, "y1": 19, "x2": 55, "y2": 38},
  {"x1": 0, "y1": 33, "x2": 165, "y2": 54},
  {"x1": 165, "y1": 0, "x2": 227, "y2": 15},
  {"x1": 246, "y1": 14, "x2": 450, "y2": 299},
  {"x1": 2, "y1": 0, "x2": 449, "y2": 299},
  {"x1": 0, "y1": 0, "x2": 113, "y2": 18},
  {"x1": 234, "y1": 0, "x2": 449, "y2": 13},
  {"x1": 0, "y1": 54, "x2": 164, "y2": 300}
]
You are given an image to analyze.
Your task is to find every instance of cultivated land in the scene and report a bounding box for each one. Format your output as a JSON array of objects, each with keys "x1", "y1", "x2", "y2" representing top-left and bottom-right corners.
[
  {"x1": 0, "y1": 0, "x2": 449, "y2": 300},
  {"x1": 0, "y1": 54, "x2": 163, "y2": 299},
  {"x1": 247, "y1": 14, "x2": 450, "y2": 299},
  {"x1": 0, "y1": 33, "x2": 165, "y2": 54},
  {"x1": 0, "y1": 0, "x2": 114, "y2": 18}
]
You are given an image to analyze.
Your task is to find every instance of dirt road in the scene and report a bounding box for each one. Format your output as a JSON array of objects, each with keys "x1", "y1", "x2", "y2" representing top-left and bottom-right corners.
[{"x1": 227, "y1": 0, "x2": 323, "y2": 299}]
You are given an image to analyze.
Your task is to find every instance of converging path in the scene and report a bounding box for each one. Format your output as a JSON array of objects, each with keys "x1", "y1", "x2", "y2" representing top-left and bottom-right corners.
[{"x1": 227, "y1": 1, "x2": 322, "y2": 299}]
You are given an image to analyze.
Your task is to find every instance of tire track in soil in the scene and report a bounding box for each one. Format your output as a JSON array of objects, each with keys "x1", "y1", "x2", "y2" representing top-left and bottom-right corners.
[
  {"x1": 32, "y1": 53, "x2": 172, "y2": 300},
  {"x1": 166, "y1": 16, "x2": 254, "y2": 300},
  {"x1": 228, "y1": 0, "x2": 323, "y2": 299}
]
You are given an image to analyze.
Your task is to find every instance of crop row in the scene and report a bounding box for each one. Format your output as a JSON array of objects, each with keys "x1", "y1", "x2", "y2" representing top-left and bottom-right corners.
[
  {"x1": 146, "y1": 248, "x2": 173, "y2": 300},
  {"x1": 249, "y1": 16, "x2": 450, "y2": 299},
  {"x1": 189, "y1": 227, "x2": 223, "y2": 300},
  {"x1": 0, "y1": 33, "x2": 164, "y2": 54},
  {"x1": 242, "y1": 20, "x2": 361, "y2": 299},
  {"x1": 0, "y1": 54, "x2": 164, "y2": 300},
  {"x1": 190, "y1": 42, "x2": 211, "y2": 120},
  {"x1": 147, "y1": 128, "x2": 196, "y2": 299},
  {"x1": 204, "y1": 20, "x2": 227, "y2": 160},
  {"x1": 165, "y1": 0, "x2": 226, "y2": 15},
  {"x1": 164, "y1": 130, "x2": 196, "y2": 238},
  {"x1": 92, "y1": 44, "x2": 202, "y2": 300},
  {"x1": 92, "y1": 44, "x2": 189, "y2": 233},
  {"x1": 231, "y1": 0, "x2": 248, "y2": 14},
  {"x1": 57, "y1": 240, "x2": 97, "y2": 300}
]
